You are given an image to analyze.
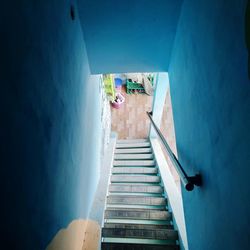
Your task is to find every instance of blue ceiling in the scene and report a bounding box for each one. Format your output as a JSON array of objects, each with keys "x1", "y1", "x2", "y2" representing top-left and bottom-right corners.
[{"x1": 77, "y1": 0, "x2": 183, "y2": 73}]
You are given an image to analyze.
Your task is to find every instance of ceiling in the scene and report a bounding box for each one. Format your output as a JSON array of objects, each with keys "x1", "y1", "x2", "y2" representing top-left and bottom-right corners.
[{"x1": 77, "y1": 0, "x2": 183, "y2": 74}]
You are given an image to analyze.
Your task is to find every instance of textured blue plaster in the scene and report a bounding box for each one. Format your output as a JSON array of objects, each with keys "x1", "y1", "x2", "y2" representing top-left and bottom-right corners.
[
  {"x1": 0, "y1": 1, "x2": 102, "y2": 249},
  {"x1": 150, "y1": 73, "x2": 170, "y2": 137},
  {"x1": 169, "y1": 0, "x2": 250, "y2": 249},
  {"x1": 77, "y1": 0, "x2": 183, "y2": 74}
]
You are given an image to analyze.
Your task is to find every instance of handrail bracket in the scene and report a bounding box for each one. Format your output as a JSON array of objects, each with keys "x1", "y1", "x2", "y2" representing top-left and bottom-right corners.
[{"x1": 187, "y1": 174, "x2": 202, "y2": 187}]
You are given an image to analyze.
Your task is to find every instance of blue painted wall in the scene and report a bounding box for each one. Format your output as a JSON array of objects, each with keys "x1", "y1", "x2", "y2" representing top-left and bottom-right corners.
[
  {"x1": 77, "y1": 0, "x2": 183, "y2": 74},
  {"x1": 169, "y1": 0, "x2": 250, "y2": 249},
  {"x1": 0, "y1": 1, "x2": 102, "y2": 249}
]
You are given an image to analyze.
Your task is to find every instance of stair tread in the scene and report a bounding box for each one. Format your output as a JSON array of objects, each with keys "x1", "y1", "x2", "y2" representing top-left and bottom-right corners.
[
  {"x1": 112, "y1": 167, "x2": 157, "y2": 174},
  {"x1": 116, "y1": 142, "x2": 151, "y2": 149},
  {"x1": 109, "y1": 184, "x2": 163, "y2": 193},
  {"x1": 111, "y1": 175, "x2": 160, "y2": 183},
  {"x1": 102, "y1": 227, "x2": 178, "y2": 240},
  {"x1": 102, "y1": 238, "x2": 178, "y2": 246},
  {"x1": 115, "y1": 148, "x2": 152, "y2": 154},
  {"x1": 102, "y1": 242, "x2": 179, "y2": 250},
  {"x1": 104, "y1": 219, "x2": 171, "y2": 225},
  {"x1": 114, "y1": 160, "x2": 155, "y2": 167},
  {"x1": 117, "y1": 139, "x2": 149, "y2": 144},
  {"x1": 105, "y1": 207, "x2": 167, "y2": 212},
  {"x1": 114, "y1": 154, "x2": 154, "y2": 160}
]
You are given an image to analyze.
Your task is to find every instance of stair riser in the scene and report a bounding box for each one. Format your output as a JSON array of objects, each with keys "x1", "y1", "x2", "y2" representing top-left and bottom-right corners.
[
  {"x1": 105, "y1": 210, "x2": 171, "y2": 221},
  {"x1": 109, "y1": 185, "x2": 163, "y2": 194},
  {"x1": 102, "y1": 228, "x2": 178, "y2": 240},
  {"x1": 107, "y1": 196, "x2": 166, "y2": 206},
  {"x1": 104, "y1": 223, "x2": 174, "y2": 230},
  {"x1": 106, "y1": 204, "x2": 167, "y2": 210}
]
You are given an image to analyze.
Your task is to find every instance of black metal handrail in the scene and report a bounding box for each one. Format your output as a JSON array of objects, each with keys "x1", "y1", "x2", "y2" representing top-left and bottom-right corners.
[{"x1": 147, "y1": 111, "x2": 202, "y2": 191}]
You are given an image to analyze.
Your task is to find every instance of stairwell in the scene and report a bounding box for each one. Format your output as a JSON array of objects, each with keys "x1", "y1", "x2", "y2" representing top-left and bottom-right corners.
[{"x1": 101, "y1": 139, "x2": 180, "y2": 250}]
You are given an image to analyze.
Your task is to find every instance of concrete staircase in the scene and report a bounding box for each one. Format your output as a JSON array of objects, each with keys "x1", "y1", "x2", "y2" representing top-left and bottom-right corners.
[{"x1": 101, "y1": 139, "x2": 180, "y2": 250}]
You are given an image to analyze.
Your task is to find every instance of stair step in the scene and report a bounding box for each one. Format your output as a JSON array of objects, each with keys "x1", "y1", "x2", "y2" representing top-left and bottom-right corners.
[
  {"x1": 106, "y1": 207, "x2": 167, "y2": 212},
  {"x1": 108, "y1": 192, "x2": 162, "y2": 197},
  {"x1": 106, "y1": 204, "x2": 167, "y2": 210},
  {"x1": 112, "y1": 167, "x2": 157, "y2": 175},
  {"x1": 102, "y1": 227, "x2": 178, "y2": 240},
  {"x1": 115, "y1": 148, "x2": 152, "y2": 154},
  {"x1": 116, "y1": 142, "x2": 151, "y2": 149},
  {"x1": 117, "y1": 139, "x2": 149, "y2": 144},
  {"x1": 105, "y1": 219, "x2": 171, "y2": 226},
  {"x1": 105, "y1": 209, "x2": 171, "y2": 221},
  {"x1": 109, "y1": 184, "x2": 163, "y2": 193},
  {"x1": 104, "y1": 223, "x2": 174, "y2": 230},
  {"x1": 111, "y1": 175, "x2": 160, "y2": 183},
  {"x1": 113, "y1": 160, "x2": 155, "y2": 167},
  {"x1": 102, "y1": 242, "x2": 179, "y2": 250},
  {"x1": 114, "y1": 154, "x2": 154, "y2": 160},
  {"x1": 102, "y1": 239, "x2": 179, "y2": 248},
  {"x1": 107, "y1": 196, "x2": 166, "y2": 206},
  {"x1": 102, "y1": 139, "x2": 179, "y2": 250}
]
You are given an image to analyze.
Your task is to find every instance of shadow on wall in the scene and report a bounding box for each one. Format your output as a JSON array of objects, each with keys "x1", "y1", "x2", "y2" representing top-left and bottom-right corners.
[{"x1": 246, "y1": 0, "x2": 250, "y2": 79}]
